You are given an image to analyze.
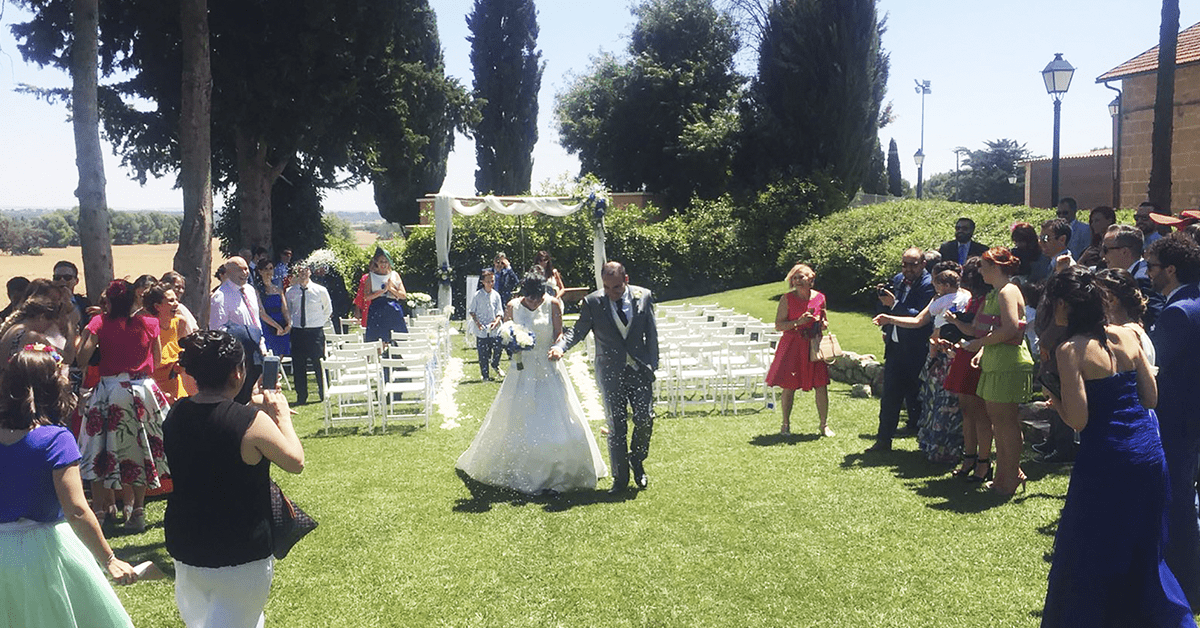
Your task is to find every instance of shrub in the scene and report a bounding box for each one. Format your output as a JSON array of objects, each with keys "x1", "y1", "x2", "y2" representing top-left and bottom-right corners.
[{"x1": 777, "y1": 199, "x2": 1049, "y2": 309}]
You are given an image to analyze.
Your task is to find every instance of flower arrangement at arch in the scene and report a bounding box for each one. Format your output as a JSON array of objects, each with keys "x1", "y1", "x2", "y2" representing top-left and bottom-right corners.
[
  {"x1": 436, "y1": 263, "x2": 454, "y2": 285},
  {"x1": 406, "y1": 292, "x2": 433, "y2": 308}
]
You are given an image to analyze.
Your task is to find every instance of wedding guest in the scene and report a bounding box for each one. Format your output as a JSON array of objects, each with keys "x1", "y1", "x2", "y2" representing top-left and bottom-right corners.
[
  {"x1": 874, "y1": 263, "x2": 969, "y2": 463},
  {"x1": 1011, "y1": 221, "x2": 1048, "y2": 284},
  {"x1": 355, "y1": 247, "x2": 408, "y2": 343},
  {"x1": 943, "y1": 258, "x2": 994, "y2": 482},
  {"x1": 468, "y1": 270, "x2": 505, "y2": 381},
  {"x1": 966, "y1": 248, "x2": 1034, "y2": 496},
  {"x1": 0, "y1": 294, "x2": 67, "y2": 366},
  {"x1": 273, "y1": 248, "x2": 292, "y2": 288},
  {"x1": 1077, "y1": 205, "x2": 1116, "y2": 268},
  {"x1": 492, "y1": 252, "x2": 519, "y2": 305},
  {"x1": 533, "y1": 250, "x2": 566, "y2": 298},
  {"x1": 866, "y1": 247, "x2": 936, "y2": 452},
  {"x1": 1, "y1": 276, "x2": 30, "y2": 321},
  {"x1": 1102, "y1": 224, "x2": 1165, "y2": 329},
  {"x1": 255, "y1": 260, "x2": 291, "y2": 358},
  {"x1": 765, "y1": 263, "x2": 832, "y2": 437},
  {"x1": 1146, "y1": 233, "x2": 1200, "y2": 606},
  {"x1": 286, "y1": 262, "x2": 332, "y2": 405},
  {"x1": 2, "y1": 280, "x2": 77, "y2": 368},
  {"x1": 144, "y1": 283, "x2": 197, "y2": 403},
  {"x1": 159, "y1": 271, "x2": 199, "y2": 336},
  {"x1": 1136, "y1": 201, "x2": 1170, "y2": 247},
  {"x1": 0, "y1": 346, "x2": 138, "y2": 627},
  {"x1": 209, "y1": 257, "x2": 264, "y2": 404},
  {"x1": 938, "y1": 217, "x2": 988, "y2": 266},
  {"x1": 1038, "y1": 266, "x2": 1195, "y2": 627},
  {"x1": 1040, "y1": 218, "x2": 1074, "y2": 277},
  {"x1": 1057, "y1": 197, "x2": 1091, "y2": 259},
  {"x1": 1095, "y1": 268, "x2": 1155, "y2": 367},
  {"x1": 52, "y1": 260, "x2": 91, "y2": 330},
  {"x1": 132, "y1": 274, "x2": 157, "y2": 313},
  {"x1": 76, "y1": 279, "x2": 171, "y2": 533},
  {"x1": 165, "y1": 330, "x2": 304, "y2": 628},
  {"x1": 310, "y1": 258, "x2": 353, "y2": 334}
]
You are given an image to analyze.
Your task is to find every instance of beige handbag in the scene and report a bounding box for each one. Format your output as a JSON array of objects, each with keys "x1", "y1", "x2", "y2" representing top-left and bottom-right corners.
[{"x1": 810, "y1": 332, "x2": 843, "y2": 364}]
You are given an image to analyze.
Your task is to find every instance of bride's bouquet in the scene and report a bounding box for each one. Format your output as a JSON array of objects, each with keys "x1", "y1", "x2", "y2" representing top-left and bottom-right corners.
[{"x1": 498, "y1": 321, "x2": 536, "y2": 370}]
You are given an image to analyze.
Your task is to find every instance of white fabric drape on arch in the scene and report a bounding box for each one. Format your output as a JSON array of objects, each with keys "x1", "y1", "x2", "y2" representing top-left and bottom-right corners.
[{"x1": 433, "y1": 194, "x2": 607, "y2": 310}]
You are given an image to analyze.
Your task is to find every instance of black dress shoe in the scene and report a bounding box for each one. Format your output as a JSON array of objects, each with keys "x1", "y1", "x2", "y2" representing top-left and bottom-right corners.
[
  {"x1": 1035, "y1": 447, "x2": 1076, "y2": 464},
  {"x1": 608, "y1": 482, "x2": 629, "y2": 495},
  {"x1": 630, "y1": 461, "x2": 648, "y2": 489},
  {"x1": 1031, "y1": 441, "x2": 1054, "y2": 455},
  {"x1": 864, "y1": 442, "x2": 892, "y2": 454}
]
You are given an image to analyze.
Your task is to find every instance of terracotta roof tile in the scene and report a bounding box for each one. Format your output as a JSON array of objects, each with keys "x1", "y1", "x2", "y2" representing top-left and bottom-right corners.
[
  {"x1": 1020, "y1": 149, "x2": 1112, "y2": 165},
  {"x1": 1097, "y1": 21, "x2": 1200, "y2": 82}
]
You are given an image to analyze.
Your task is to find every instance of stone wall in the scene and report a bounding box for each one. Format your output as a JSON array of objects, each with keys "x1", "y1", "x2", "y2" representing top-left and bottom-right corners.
[{"x1": 1117, "y1": 65, "x2": 1200, "y2": 210}]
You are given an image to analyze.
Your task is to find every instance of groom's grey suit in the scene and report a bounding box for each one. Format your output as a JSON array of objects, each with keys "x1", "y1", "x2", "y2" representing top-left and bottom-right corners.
[{"x1": 556, "y1": 285, "x2": 659, "y2": 488}]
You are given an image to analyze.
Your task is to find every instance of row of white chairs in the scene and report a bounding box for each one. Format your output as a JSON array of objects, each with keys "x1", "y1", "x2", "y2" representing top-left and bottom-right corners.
[{"x1": 652, "y1": 304, "x2": 781, "y2": 415}]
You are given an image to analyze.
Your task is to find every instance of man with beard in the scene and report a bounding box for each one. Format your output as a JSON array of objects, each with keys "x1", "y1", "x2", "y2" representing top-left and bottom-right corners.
[{"x1": 938, "y1": 217, "x2": 988, "y2": 266}]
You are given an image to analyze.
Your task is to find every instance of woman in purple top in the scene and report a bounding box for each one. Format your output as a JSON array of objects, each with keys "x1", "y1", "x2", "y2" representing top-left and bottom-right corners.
[
  {"x1": 0, "y1": 345, "x2": 137, "y2": 627},
  {"x1": 77, "y1": 279, "x2": 171, "y2": 533}
]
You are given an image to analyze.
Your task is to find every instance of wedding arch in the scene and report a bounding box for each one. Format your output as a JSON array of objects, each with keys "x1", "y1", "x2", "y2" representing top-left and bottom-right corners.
[{"x1": 431, "y1": 193, "x2": 608, "y2": 309}]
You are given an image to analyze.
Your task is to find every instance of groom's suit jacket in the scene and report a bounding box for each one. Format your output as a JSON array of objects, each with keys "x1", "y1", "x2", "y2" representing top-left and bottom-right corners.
[
  {"x1": 558, "y1": 285, "x2": 659, "y2": 395},
  {"x1": 1150, "y1": 282, "x2": 1200, "y2": 444}
]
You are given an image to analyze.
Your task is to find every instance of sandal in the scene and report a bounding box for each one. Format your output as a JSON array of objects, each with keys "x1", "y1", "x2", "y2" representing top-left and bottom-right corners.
[
  {"x1": 967, "y1": 458, "x2": 993, "y2": 483},
  {"x1": 951, "y1": 454, "x2": 978, "y2": 478},
  {"x1": 123, "y1": 507, "x2": 146, "y2": 533}
]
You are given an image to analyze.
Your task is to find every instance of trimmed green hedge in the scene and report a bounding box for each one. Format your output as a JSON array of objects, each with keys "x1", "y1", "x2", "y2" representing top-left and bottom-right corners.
[{"x1": 778, "y1": 199, "x2": 1052, "y2": 309}]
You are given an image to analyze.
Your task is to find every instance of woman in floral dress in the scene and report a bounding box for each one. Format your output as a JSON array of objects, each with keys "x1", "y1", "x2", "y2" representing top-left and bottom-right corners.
[{"x1": 76, "y1": 280, "x2": 170, "y2": 533}]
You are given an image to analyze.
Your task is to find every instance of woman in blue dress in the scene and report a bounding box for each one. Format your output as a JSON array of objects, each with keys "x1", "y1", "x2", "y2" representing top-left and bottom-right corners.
[
  {"x1": 355, "y1": 247, "x2": 408, "y2": 343},
  {"x1": 254, "y1": 260, "x2": 291, "y2": 357},
  {"x1": 1039, "y1": 266, "x2": 1194, "y2": 627}
]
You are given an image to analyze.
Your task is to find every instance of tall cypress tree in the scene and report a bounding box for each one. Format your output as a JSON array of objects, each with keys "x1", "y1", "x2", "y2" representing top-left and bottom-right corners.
[
  {"x1": 887, "y1": 138, "x2": 902, "y2": 196},
  {"x1": 468, "y1": 0, "x2": 544, "y2": 195}
]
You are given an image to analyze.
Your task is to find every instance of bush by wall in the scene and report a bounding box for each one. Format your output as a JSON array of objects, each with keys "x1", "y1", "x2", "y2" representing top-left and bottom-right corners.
[{"x1": 777, "y1": 199, "x2": 1049, "y2": 309}]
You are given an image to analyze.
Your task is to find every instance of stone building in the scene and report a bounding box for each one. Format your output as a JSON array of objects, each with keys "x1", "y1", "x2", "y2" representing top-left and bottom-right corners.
[{"x1": 1097, "y1": 21, "x2": 1200, "y2": 211}]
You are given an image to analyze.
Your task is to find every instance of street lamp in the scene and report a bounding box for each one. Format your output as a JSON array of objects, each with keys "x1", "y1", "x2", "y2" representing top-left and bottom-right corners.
[
  {"x1": 1041, "y1": 53, "x2": 1074, "y2": 208},
  {"x1": 913, "y1": 149, "x2": 925, "y2": 198},
  {"x1": 1107, "y1": 91, "x2": 1122, "y2": 207},
  {"x1": 914, "y1": 79, "x2": 931, "y2": 199}
]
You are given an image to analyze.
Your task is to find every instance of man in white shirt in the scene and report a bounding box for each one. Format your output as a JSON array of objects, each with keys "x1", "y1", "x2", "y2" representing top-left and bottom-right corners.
[
  {"x1": 286, "y1": 262, "x2": 333, "y2": 404},
  {"x1": 209, "y1": 256, "x2": 264, "y2": 402},
  {"x1": 468, "y1": 270, "x2": 504, "y2": 381},
  {"x1": 1056, "y1": 197, "x2": 1091, "y2": 259}
]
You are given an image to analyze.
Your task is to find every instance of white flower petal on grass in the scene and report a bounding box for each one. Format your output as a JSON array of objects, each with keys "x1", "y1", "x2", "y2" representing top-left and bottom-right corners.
[
  {"x1": 565, "y1": 354, "x2": 606, "y2": 424},
  {"x1": 437, "y1": 356, "x2": 465, "y2": 430}
]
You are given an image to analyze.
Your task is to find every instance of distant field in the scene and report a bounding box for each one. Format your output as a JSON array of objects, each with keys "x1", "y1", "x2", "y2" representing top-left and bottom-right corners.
[{"x1": 0, "y1": 230, "x2": 378, "y2": 298}]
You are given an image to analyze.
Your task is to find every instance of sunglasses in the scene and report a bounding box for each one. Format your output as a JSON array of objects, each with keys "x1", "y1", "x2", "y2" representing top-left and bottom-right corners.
[
  {"x1": 53, "y1": 274, "x2": 76, "y2": 281},
  {"x1": 1101, "y1": 245, "x2": 1127, "y2": 254}
]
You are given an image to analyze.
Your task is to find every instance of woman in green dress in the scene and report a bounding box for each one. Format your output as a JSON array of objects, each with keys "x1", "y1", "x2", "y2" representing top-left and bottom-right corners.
[{"x1": 965, "y1": 247, "x2": 1034, "y2": 497}]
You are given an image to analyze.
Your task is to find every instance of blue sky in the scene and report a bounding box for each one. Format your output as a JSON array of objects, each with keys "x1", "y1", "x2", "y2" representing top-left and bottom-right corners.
[{"x1": 1, "y1": 1, "x2": 1196, "y2": 212}]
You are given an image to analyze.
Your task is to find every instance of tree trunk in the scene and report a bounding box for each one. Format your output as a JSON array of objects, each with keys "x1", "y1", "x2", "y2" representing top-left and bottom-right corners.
[
  {"x1": 71, "y1": 0, "x2": 114, "y2": 301},
  {"x1": 175, "y1": 0, "x2": 213, "y2": 327},
  {"x1": 1148, "y1": 0, "x2": 1179, "y2": 212},
  {"x1": 235, "y1": 127, "x2": 287, "y2": 253}
]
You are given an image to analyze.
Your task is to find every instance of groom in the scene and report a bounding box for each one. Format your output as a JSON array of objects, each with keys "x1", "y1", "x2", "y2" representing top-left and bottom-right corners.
[{"x1": 550, "y1": 262, "x2": 659, "y2": 494}]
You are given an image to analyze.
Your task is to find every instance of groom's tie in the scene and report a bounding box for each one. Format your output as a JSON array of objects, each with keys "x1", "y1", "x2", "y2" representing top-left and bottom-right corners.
[{"x1": 616, "y1": 305, "x2": 628, "y2": 326}]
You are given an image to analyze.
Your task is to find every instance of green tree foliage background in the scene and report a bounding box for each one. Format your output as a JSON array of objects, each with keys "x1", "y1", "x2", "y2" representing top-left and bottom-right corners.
[
  {"x1": 468, "y1": 0, "x2": 544, "y2": 195},
  {"x1": 924, "y1": 139, "x2": 1031, "y2": 205}
]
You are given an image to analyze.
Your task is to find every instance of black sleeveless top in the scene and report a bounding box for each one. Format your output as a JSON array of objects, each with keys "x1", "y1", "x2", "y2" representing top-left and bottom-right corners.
[{"x1": 164, "y1": 398, "x2": 272, "y2": 567}]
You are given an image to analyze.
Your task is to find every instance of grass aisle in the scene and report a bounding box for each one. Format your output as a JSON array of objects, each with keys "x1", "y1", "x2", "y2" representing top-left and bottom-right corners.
[{"x1": 110, "y1": 293, "x2": 1080, "y2": 627}]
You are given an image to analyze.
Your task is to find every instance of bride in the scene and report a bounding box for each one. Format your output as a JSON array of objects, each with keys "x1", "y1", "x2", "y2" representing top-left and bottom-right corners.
[{"x1": 456, "y1": 269, "x2": 609, "y2": 494}]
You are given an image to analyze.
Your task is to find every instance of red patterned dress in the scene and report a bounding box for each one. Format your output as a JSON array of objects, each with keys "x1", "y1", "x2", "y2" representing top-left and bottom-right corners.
[{"x1": 765, "y1": 291, "x2": 831, "y2": 392}]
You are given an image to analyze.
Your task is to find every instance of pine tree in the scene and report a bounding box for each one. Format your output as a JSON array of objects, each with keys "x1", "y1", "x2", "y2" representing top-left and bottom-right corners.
[
  {"x1": 887, "y1": 138, "x2": 902, "y2": 197},
  {"x1": 468, "y1": 0, "x2": 544, "y2": 195}
]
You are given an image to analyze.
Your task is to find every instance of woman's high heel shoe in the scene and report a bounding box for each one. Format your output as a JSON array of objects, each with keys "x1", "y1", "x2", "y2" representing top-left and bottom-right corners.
[
  {"x1": 986, "y1": 473, "x2": 1028, "y2": 496},
  {"x1": 951, "y1": 454, "x2": 978, "y2": 478},
  {"x1": 966, "y1": 458, "x2": 992, "y2": 483}
]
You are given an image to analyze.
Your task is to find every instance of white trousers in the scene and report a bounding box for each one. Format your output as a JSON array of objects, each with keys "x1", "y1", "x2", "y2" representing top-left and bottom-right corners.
[{"x1": 175, "y1": 556, "x2": 274, "y2": 628}]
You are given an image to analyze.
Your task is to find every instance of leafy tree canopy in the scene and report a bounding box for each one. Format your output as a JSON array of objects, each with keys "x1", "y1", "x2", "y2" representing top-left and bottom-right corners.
[
  {"x1": 924, "y1": 138, "x2": 1030, "y2": 205},
  {"x1": 555, "y1": 0, "x2": 744, "y2": 210}
]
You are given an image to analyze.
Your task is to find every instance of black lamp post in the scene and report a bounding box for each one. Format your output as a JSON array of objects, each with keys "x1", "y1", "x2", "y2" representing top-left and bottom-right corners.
[
  {"x1": 914, "y1": 79, "x2": 931, "y2": 199},
  {"x1": 1041, "y1": 53, "x2": 1075, "y2": 208},
  {"x1": 914, "y1": 149, "x2": 925, "y2": 198},
  {"x1": 1107, "y1": 92, "x2": 1122, "y2": 207}
]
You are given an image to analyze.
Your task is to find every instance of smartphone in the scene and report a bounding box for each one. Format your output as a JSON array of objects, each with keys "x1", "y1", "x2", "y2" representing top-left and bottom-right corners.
[{"x1": 262, "y1": 356, "x2": 281, "y2": 390}]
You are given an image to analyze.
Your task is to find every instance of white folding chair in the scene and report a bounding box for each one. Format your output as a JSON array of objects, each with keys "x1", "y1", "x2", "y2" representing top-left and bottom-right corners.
[
  {"x1": 322, "y1": 355, "x2": 376, "y2": 433},
  {"x1": 378, "y1": 355, "x2": 433, "y2": 429}
]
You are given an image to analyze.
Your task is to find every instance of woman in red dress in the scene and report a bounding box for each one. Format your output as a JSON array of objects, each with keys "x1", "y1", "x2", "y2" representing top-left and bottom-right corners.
[{"x1": 765, "y1": 264, "x2": 833, "y2": 437}]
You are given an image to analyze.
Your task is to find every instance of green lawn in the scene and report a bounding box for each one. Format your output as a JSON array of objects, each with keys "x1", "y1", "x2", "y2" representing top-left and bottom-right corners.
[{"x1": 108, "y1": 283, "x2": 1084, "y2": 627}]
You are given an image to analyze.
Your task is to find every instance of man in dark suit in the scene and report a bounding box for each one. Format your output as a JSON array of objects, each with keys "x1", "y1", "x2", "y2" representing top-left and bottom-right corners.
[
  {"x1": 866, "y1": 247, "x2": 936, "y2": 452},
  {"x1": 1101, "y1": 224, "x2": 1165, "y2": 328},
  {"x1": 938, "y1": 217, "x2": 988, "y2": 266},
  {"x1": 551, "y1": 262, "x2": 659, "y2": 493},
  {"x1": 1146, "y1": 233, "x2": 1200, "y2": 607}
]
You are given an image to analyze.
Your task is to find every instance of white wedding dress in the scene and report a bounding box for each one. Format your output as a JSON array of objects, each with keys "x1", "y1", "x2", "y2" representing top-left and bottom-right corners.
[{"x1": 456, "y1": 298, "x2": 609, "y2": 493}]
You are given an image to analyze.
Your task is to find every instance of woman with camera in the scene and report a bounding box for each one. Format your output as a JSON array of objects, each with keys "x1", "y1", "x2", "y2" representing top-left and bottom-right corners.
[{"x1": 164, "y1": 330, "x2": 304, "y2": 627}]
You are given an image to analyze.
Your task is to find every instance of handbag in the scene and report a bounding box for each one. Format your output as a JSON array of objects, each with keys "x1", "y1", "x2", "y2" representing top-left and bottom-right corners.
[
  {"x1": 269, "y1": 481, "x2": 318, "y2": 560},
  {"x1": 810, "y1": 332, "x2": 844, "y2": 364}
]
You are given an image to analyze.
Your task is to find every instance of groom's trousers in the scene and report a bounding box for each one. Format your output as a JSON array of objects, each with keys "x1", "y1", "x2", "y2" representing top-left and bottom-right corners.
[{"x1": 602, "y1": 364, "x2": 654, "y2": 485}]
